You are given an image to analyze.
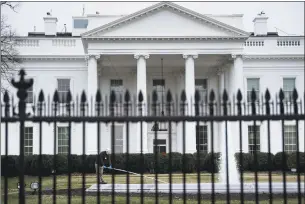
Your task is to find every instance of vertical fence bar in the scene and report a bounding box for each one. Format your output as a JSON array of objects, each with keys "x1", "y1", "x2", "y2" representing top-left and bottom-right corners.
[
  {"x1": 265, "y1": 89, "x2": 273, "y2": 204},
  {"x1": 222, "y1": 90, "x2": 230, "y2": 203},
  {"x1": 250, "y1": 89, "x2": 259, "y2": 204},
  {"x1": 67, "y1": 91, "x2": 72, "y2": 204},
  {"x1": 237, "y1": 90, "x2": 244, "y2": 203},
  {"x1": 152, "y1": 90, "x2": 159, "y2": 204},
  {"x1": 279, "y1": 89, "x2": 287, "y2": 204},
  {"x1": 38, "y1": 91, "x2": 45, "y2": 204},
  {"x1": 3, "y1": 91, "x2": 9, "y2": 204},
  {"x1": 292, "y1": 89, "x2": 302, "y2": 203},
  {"x1": 80, "y1": 91, "x2": 87, "y2": 204},
  {"x1": 166, "y1": 90, "x2": 173, "y2": 204},
  {"x1": 53, "y1": 91, "x2": 59, "y2": 204},
  {"x1": 181, "y1": 90, "x2": 187, "y2": 204},
  {"x1": 110, "y1": 91, "x2": 116, "y2": 204},
  {"x1": 194, "y1": 90, "x2": 201, "y2": 204},
  {"x1": 138, "y1": 92, "x2": 144, "y2": 204},
  {"x1": 125, "y1": 91, "x2": 130, "y2": 204},
  {"x1": 96, "y1": 90, "x2": 102, "y2": 204},
  {"x1": 209, "y1": 90, "x2": 216, "y2": 203}
]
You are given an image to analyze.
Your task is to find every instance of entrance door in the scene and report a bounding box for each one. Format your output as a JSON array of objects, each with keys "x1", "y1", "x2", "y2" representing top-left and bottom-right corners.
[{"x1": 112, "y1": 125, "x2": 124, "y2": 153}]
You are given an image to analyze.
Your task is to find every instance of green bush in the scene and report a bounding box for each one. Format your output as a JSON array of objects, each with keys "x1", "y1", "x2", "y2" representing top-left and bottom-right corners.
[
  {"x1": 2, "y1": 151, "x2": 304, "y2": 177},
  {"x1": 274, "y1": 152, "x2": 289, "y2": 171},
  {"x1": 203, "y1": 152, "x2": 220, "y2": 173},
  {"x1": 287, "y1": 152, "x2": 305, "y2": 172}
]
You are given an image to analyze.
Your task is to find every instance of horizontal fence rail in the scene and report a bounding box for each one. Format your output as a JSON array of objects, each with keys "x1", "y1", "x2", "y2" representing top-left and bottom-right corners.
[{"x1": 1, "y1": 69, "x2": 305, "y2": 204}]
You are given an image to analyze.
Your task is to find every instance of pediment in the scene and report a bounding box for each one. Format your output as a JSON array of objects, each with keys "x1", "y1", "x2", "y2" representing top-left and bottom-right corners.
[{"x1": 82, "y1": 2, "x2": 249, "y2": 39}]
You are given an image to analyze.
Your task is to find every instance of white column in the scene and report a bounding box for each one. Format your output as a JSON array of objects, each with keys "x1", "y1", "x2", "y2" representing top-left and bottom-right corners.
[
  {"x1": 86, "y1": 54, "x2": 100, "y2": 154},
  {"x1": 231, "y1": 54, "x2": 244, "y2": 94},
  {"x1": 134, "y1": 54, "x2": 149, "y2": 153},
  {"x1": 180, "y1": 54, "x2": 198, "y2": 153}
]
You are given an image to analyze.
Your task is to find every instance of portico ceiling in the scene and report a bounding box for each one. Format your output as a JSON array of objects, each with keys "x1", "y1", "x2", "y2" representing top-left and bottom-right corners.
[{"x1": 99, "y1": 54, "x2": 230, "y2": 71}]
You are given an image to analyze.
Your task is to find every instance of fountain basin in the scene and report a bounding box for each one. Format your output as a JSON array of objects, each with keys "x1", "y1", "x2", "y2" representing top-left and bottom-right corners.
[{"x1": 86, "y1": 182, "x2": 305, "y2": 194}]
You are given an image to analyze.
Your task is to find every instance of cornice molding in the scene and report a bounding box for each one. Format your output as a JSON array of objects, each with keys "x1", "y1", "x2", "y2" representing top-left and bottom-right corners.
[
  {"x1": 17, "y1": 55, "x2": 86, "y2": 61},
  {"x1": 243, "y1": 54, "x2": 304, "y2": 60},
  {"x1": 82, "y1": 36, "x2": 249, "y2": 41}
]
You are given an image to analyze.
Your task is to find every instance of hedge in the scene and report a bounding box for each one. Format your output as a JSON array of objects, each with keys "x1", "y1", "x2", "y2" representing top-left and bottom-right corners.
[{"x1": 1, "y1": 152, "x2": 304, "y2": 177}]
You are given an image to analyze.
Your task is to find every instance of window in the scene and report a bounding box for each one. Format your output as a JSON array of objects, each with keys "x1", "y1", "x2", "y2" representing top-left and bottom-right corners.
[
  {"x1": 247, "y1": 78, "x2": 260, "y2": 102},
  {"x1": 110, "y1": 79, "x2": 124, "y2": 102},
  {"x1": 284, "y1": 125, "x2": 296, "y2": 153},
  {"x1": 113, "y1": 126, "x2": 123, "y2": 153},
  {"x1": 110, "y1": 79, "x2": 124, "y2": 115},
  {"x1": 154, "y1": 139, "x2": 166, "y2": 154},
  {"x1": 57, "y1": 79, "x2": 70, "y2": 103},
  {"x1": 196, "y1": 125, "x2": 208, "y2": 153},
  {"x1": 24, "y1": 127, "x2": 33, "y2": 155},
  {"x1": 248, "y1": 125, "x2": 260, "y2": 154},
  {"x1": 58, "y1": 127, "x2": 69, "y2": 154},
  {"x1": 283, "y1": 78, "x2": 295, "y2": 101},
  {"x1": 25, "y1": 86, "x2": 34, "y2": 103},
  {"x1": 73, "y1": 19, "x2": 88, "y2": 29},
  {"x1": 195, "y1": 79, "x2": 208, "y2": 103}
]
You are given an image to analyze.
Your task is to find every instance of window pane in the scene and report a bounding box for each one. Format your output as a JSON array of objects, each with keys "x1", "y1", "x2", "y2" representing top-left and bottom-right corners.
[
  {"x1": 247, "y1": 78, "x2": 259, "y2": 91},
  {"x1": 248, "y1": 125, "x2": 260, "y2": 154},
  {"x1": 283, "y1": 78, "x2": 295, "y2": 91},
  {"x1": 74, "y1": 19, "x2": 88, "y2": 29}
]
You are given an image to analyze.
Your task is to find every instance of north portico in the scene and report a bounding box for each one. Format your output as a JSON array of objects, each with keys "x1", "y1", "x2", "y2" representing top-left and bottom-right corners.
[{"x1": 81, "y1": 2, "x2": 249, "y2": 154}]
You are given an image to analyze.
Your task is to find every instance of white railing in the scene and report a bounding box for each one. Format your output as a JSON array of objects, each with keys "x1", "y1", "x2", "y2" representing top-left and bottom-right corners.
[
  {"x1": 52, "y1": 39, "x2": 76, "y2": 47},
  {"x1": 244, "y1": 40, "x2": 264, "y2": 47},
  {"x1": 15, "y1": 39, "x2": 39, "y2": 47},
  {"x1": 277, "y1": 39, "x2": 301, "y2": 47}
]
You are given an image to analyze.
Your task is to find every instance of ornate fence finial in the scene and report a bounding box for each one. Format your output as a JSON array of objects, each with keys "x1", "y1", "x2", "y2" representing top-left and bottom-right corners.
[
  {"x1": 11, "y1": 69, "x2": 33, "y2": 118},
  {"x1": 265, "y1": 89, "x2": 271, "y2": 115},
  {"x1": 194, "y1": 90, "x2": 200, "y2": 116},
  {"x1": 292, "y1": 88, "x2": 298, "y2": 114},
  {"x1": 166, "y1": 90, "x2": 172, "y2": 116},
  {"x1": 124, "y1": 90, "x2": 130, "y2": 116},
  {"x1": 209, "y1": 90, "x2": 215, "y2": 116},
  {"x1": 38, "y1": 90, "x2": 45, "y2": 116},
  {"x1": 80, "y1": 90, "x2": 87, "y2": 116},
  {"x1": 180, "y1": 90, "x2": 186, "y2": 116},
  {"x1": 237, "y1": 89, "x2": 243, "y2": 116},
  {"x1": 222, "y1": 89, "x2": 228, "y2": 116},
  {"x1": 3, "y1": 91, "x2": 10, "y2": 117},
  {"x1": 251, "y1": 88, "x2": 256, "y2": 115},
  {"x1": 279, "y1": 89, "x2": 285, "y2": 115}
]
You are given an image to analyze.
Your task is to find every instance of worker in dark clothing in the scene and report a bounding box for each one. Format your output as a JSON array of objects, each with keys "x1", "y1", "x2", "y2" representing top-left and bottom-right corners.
[{"x1": 95, "y1": 148, "x2": 112, "y2": 184}]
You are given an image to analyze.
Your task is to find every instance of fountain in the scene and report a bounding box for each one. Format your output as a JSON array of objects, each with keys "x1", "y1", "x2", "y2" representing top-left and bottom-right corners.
[{"x1": 218, "y1": 123, "x2": 240, "y2": 185}]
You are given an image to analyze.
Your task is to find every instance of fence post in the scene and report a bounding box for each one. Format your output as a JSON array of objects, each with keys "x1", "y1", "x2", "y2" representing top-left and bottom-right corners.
[{"x1": 11, "y1": 69, "x2": 33, "y2": 204}]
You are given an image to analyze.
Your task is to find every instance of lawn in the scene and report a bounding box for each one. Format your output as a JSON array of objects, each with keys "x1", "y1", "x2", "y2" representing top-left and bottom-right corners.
[{"x1": 2, "y1": 172, "x2": 304, "y2": 203}]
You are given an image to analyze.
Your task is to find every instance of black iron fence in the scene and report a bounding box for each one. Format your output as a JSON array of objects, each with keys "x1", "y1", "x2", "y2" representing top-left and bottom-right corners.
[{"x1": 1, "y1": 69, "x2": 305, "y2": 204}]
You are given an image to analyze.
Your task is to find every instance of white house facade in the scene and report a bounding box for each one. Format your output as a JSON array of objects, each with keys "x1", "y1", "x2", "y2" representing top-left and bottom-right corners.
[{"x1": 1, "y1": 2, "x2": 304, "y2": 156}]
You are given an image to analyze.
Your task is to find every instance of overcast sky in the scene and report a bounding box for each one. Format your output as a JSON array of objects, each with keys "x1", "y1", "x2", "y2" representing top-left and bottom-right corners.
[{"x1": 2, "y1": 1, "x2": 304, "y2": 36}]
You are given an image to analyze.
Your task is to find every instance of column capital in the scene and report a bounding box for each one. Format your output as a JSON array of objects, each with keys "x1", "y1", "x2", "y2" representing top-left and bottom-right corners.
[
  {"x1": 134, "y1": 54, "x2": 149, "y2": 60},
  {"x1": 216, "y1": 67, "x2": 225, "y2": 75},
  {"x1": 231, "y1": 53, "x2": 244, "y2": 59},
  {"x1": 183, "y1": 53, "x2": 198, "y2": 59},
  {"x1": 86, "y1": 54, "x2": 101, "y2": 61}
]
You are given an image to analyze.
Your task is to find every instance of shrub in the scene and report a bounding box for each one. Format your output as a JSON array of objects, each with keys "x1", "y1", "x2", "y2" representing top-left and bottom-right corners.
[
  {"x1": 250, "y1": 152, "x2": 274, "y2": 171},
  {"x1": 235, "y1": 152, "x2": 253, "y2": 172},
  {"x1": 287, "y1": 152, "x2": 305, "y2": 172},
  {"x1": 274, "y1": 152, "x2": 289, "y2": 171},
  {"x1": 203, "y1": 152, "x2": 220, "y2": 173}
]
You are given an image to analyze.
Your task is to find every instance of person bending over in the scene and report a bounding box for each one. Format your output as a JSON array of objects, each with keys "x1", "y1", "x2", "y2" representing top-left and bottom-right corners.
[{"x1": 95, "y1": 148, "x2": 112, "y2": 184}]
